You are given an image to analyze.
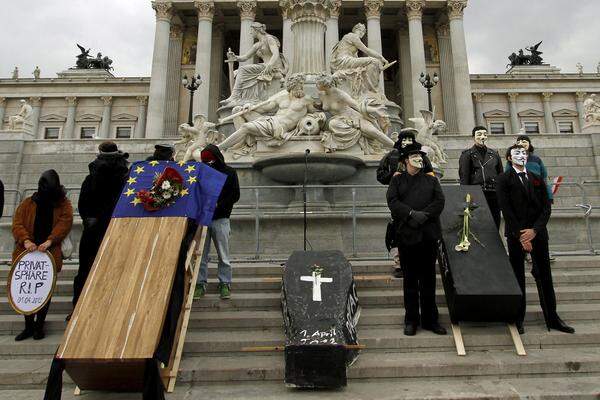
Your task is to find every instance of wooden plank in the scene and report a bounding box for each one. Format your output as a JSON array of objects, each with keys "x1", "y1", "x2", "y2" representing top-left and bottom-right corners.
[
  {"x1": 165, "y1": 227, "x2": 207, "y2": 393},
  {"x1": 508, "y1": 324, "x2": 527, "y2": 356},
  {"x1": 451, "y1": 323, "x2": 467, "y2": 356},
  {"x1": 57, "y1": 217, "x2": 188, "y2": 360},
  {"x1": 73, "y1": 387, "x2": 80, "y2": 396}
]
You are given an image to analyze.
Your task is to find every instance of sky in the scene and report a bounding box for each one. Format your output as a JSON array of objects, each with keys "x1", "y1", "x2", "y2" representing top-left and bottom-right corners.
[{"x1": 1, "y1": 0, "x2": 599, "y2": 78}]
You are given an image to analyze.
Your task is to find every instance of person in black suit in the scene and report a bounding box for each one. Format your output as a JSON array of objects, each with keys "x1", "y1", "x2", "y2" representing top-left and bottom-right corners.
[
  {"x1": 458, "y1": 126, "x2": 503, "y2": 228},
  {"x1": 387, "y1": 143, "x2": 446, "y2": 336},
  {"x1": 496, "y1": 144, "x2": 574, "y2": 334}
]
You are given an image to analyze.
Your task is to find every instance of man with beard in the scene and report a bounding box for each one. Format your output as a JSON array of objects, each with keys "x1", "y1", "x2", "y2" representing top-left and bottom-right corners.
[
  {"x1": 194, "y1": 144, "x2": 240, "y2": 299},
  {"x1": 496, "y1": 144, "x2": 574, "y2": 335},
  {"x1": 458, "y1": 126, "x2": 503, "y2": 229},
  {"x1": 387, "y1": 143, "x2": 446, "y2": 336},
  {"x1": 68, "y1": 142, "x2": 129, "y2": 320}
]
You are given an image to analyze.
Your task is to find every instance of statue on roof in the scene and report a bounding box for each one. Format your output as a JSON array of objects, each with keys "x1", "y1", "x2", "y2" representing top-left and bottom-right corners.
[
  {"x1": 508, "y1": 41, "x2": 544, "y2": 67},
  {"x1": 75, "y1": 44, "x2": 114, "y2": 71}
]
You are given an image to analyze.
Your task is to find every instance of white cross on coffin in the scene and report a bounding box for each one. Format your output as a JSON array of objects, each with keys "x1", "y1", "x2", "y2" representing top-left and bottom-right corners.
[{"x1": 300, "y1": 271, "x2": 333, "y2": 302}]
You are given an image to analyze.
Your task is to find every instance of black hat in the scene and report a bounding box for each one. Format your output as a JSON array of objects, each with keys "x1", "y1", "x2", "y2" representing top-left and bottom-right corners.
[
  {"x1": 516, "y1": 134, "x2": 534, "y2": 153},
  {"x1": 398, "y1": 142, "x2": 426, "y2": 161},
  {"x1": 98, "y1": 141, "x2": 129, "y2": 159},
  {"x1": 393, "y1": 128, "x2": 418, "y2": 150},
  {"x1": 155, "y1": 143, "x2": 175, "y2": 151}
]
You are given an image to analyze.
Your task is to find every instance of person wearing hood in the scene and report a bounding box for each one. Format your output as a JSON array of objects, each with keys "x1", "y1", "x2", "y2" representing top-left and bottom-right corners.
[
  {"x1": 69, "y1": 142, "x2": 129, "y2": 319},
  {"x1": 458, "y1": 126, "x2": 503, "y2": 229},
  {"x1": 504, "y1": 135, "x2": 553, "y2": 202},
  {"x1": 195, "y1": 144, "x2": 240, "y2": 300},
  {"x1": 376, "y1": 128, "x2": 433, "y2": 185},
  {"x1": 146, "y1": 143, "x2": 175, "y2": 161},
  {"x1": 12, "y1": 170, "x2": 73, "y2": 340},
  {"x1": 387, "y1": 143, "x2": 446, "y2": 337}
]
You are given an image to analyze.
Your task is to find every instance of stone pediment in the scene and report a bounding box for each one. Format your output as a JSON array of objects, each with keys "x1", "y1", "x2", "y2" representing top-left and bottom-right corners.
[
  {"x1": 39, "y1": 113, "x2": 66, "y2": 122},
  {"x1": 552, "y1": 109, "x2": 578, "y2": 117},
  {"x1": 483, "y1": 109, "x2": 510, "y2": 118},
  {"x1": 76, "y1": 113, "x2": 101, "y2": 122},
  {"x1": 518, "y1": 109, "x2": 544, "y2": 117},
  {"x1": 111, "y1": 113, "x2": 138, "y2": 122}
]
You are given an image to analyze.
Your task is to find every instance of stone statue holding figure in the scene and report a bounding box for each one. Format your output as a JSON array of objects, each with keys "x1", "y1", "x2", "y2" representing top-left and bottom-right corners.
[
  {"x1": 330, "y1": 23, "x2": 390, "y2": 100},
  {"x1": 316, "y1": 74, "x2": 394, "y2": 154},
  {"x1": 8, "y1": 99, "x2": 33, "y2": 131},
  {"x1": 584, "y1": 94, "x2": 600, "y2": 126},
  {"x1": 175, "y1": 114, "x2": 225, "y2": 162},
  {"x1": 221, "y1": 22, "x2": 289, "y2": 108}
]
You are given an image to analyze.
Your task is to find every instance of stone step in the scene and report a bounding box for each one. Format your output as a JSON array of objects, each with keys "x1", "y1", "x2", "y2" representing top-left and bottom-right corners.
[
  {"x1": 2, "y1": 375, "x2": 600, "y2": 399},
  {"x1": 1, "y1": 255, "x2": 599, "y2": 279},
  {"x1": 2, "y1": 303, "x2": 599, "y2": 335},
  {"x1": 2, "y1": 320, "x2": 598, "y2": 358},
  {"x1": 1, "y1": 284, "x2": 599, "y2": 314},
  {"x1": 5, "y1": 269, "x2": 599, "y2": 296},
  {"x1": 175, "y1": 347, "x2": 600, "y2": 383}
]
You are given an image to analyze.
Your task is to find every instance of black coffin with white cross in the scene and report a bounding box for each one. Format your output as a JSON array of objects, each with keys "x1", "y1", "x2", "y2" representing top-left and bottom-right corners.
[
  {"x1": 439, "y1": 185, "x2": 522, "y2": 323},
  {"x1": 281, "y1": 250, "x2": 360, "y2": 388}
]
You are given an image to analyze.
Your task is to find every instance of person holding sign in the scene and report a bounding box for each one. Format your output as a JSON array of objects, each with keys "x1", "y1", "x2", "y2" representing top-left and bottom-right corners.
[{"x1": 12, "y1": 170, "x2": 73, "y2": 340}]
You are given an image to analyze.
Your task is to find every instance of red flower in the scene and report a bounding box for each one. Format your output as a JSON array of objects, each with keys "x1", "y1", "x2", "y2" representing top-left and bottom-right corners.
[
  {"x1": 532, "y1": 179, "x2": 542, "y2": 187},
  {"x1": 156, "y1": 167, "x2": 183, "y2": 186}
]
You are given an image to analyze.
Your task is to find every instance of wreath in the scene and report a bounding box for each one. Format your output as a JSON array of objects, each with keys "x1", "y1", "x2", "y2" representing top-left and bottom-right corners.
[{"x1": 136, "y1": 167, "x2": 184, "y2": 211}]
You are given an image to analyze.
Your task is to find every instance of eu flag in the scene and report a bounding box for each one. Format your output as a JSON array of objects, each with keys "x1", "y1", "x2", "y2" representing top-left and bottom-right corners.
[{"x1": 113, "y1": 160, "x2": 227, "y2": 226}]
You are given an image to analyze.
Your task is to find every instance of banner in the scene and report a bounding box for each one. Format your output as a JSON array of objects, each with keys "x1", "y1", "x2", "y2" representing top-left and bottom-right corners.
[{"x1": 8, "y1": 250, "x2": 56, "y2": 315}]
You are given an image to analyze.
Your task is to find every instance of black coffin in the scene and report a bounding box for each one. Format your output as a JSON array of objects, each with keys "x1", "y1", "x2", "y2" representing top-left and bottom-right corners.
[
  {"x1": 281, "y1": 250, "x2": 360, "y2": 388},
  {"x1": 439, "y1": 185, "x2": 522, "y2": 323}
]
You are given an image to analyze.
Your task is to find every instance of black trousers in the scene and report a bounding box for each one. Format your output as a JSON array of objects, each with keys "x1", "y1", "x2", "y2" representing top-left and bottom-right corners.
[
  {"x1": 483, "y1": 190, "x2": 501, "y2": 229},
  {"x1": 73, "y1": 223, "x2": 108, "y2": 307},
  {"x1": 399, "y1": 239, "x2": 439, "y2": 326},
  {"x1": 507, "y1": 235, "x2": 558, "y2": 325},
  {"x1": 24, "y1": 299, "x2": 51, "y2": 330}
]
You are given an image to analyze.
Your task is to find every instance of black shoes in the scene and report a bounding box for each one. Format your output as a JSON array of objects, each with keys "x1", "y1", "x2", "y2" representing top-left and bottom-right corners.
[
  {"x1": 33, "y1": 328, "x2": 45, "y2": 340},
  {"x1": 516, "y1": 322, "x2": 525, "y2": 335},
  {"x1": 548, "y1": 317, "x2": 575, "y2": 334},
  {"x1": 422, "y1": 322, "x2": 447, "y2": 335},
  {"x1": 392, "y1": 267, "x2": 403, "y2": 279},
  {"x1": 404, "y1": 322, "x2": 417, "y2": 336},
  {"x1": 15, "y1": 329, "x2": 34, "y2": 341}
]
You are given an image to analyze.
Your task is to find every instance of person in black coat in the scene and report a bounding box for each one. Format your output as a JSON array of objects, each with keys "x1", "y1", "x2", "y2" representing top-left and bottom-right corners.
[
  {"x1": 69, "y1": 142, "x2": 129, "y2": 318},
  {"x1": 195, "y1": 144, "x2": 240, "y2": 300},
  {"x1": 496, "y1": 144, "x2": 574, "y2": 334},
  {"x1": 0, "y1": 178, "x2": 4, "y2": 219},
  {"x1": 458, "y1": 126, "x2": 503, "y2": 228},
  {"x1": 387, "y1": 143, "x2": 446, "y2": 336},
  {"x1": 146, "y1": 143, "x2": 175, "y2": 161},
  {"x1": 377, "y1": 128, "x2": 433, "y2": 185}
]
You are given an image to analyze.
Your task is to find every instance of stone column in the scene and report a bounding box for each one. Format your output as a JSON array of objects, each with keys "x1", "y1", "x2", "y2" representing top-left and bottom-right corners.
[
  {"x1": 135, "y1": 96, "x2": 148, "y2": 138},
  {"x1": 397, "y1": 24, "x2": 413, "y2": 121},
  {"x1": 436, "y1": 22, "x2": 458, "y2": 132},
  {"x1": 287, "y1": 0, "x2": 328, "y2": 75},
  {"x1": 542, "y1": 92, "x2": 556, "y2": 133},
  {"x1": 0, "y1": 97, "x2": 5, "y2": 130},
  {"x1": 146, "y1": 2, "x2": 173, "y2": 139},
  {"x1": 508, "y1": 92, "x2": 520, "y2": 134},
  {"x1": 209, "y1": 23, "x2": 225, "y2": 120},
  {"x1": 29, "y1": 97, "x2": 42, "y2": 138},
  {"x1": 280, "y1": 1, "x2": 294, "y2": 64},
  {"x1": 164, "y1": 24, "x2": 184, "y2": 137},
  {"x1": 406, "y1": 0, "x2": 428, "y2": 115},
  {"x1": 447, "y1": 0, "x2": 475, "y2": 133},
  {"x1": 99, "y1": 96, "x2": 113, "y2": 139},
  {"x1": 576, "y1": 91, "x2": 587, "y2": 132},
  {"x1": 64, "y1": 96, "x2": 77, "y2": 139},
  {"x1": 364, "y1": 0, "x2": 384, "y2": 91},
  {"x1": 238, "y1": 1, "x2": 257, "y2": 66},
  {"x1": 473, "y1": 93, "x2": 485, "y2": 127},
  {"x1": 325, "y1": 0, "x2": 341, "y2": 72},
  {"x1": 194, "y1": 1, "x2": 215, "y2": 117}
]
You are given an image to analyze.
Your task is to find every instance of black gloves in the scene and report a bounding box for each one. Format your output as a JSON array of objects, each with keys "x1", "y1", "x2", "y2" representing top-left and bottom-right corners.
[{"x1": 409, "y1": 210, "x2": 429, "y2": 225}]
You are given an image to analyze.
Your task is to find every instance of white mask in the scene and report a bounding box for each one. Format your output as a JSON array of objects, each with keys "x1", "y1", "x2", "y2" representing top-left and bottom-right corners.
[
  {"x1": 474, "y1": 130, "x2": 488, "y2": 146},
  {"x1": 408, "y1": 154, "x2": 423, "y2": 169},
  {"x1": 510, "y1": 148, "x2": 528, "y2": 167},
  {"x1": 400, "y1": 137, "x2": 414, "y2": 148}
]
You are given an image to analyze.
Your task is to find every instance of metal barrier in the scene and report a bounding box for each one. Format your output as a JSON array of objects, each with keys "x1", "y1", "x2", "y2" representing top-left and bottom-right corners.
[{"x1": 1, "y1": 189, "x2": 21, "y2": 219}]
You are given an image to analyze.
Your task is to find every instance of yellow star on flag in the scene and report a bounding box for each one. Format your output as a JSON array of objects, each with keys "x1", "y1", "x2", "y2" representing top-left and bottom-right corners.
[
  {"x1": 149, "y1": 160, "x2": 159, "y2": 166},
  {"x1": 130, "y1": 197, "x2": 142, "y2": 206},
  {"x1": 185, "y1": 165, "x2": 196, "y2": 173},
  {"x1": 187, "y1": 176, "x2": 197, "y2": 184},
  {"x1": 134, "y1": 166, "x2": 145, "y2": 174},
  {"x1": 124, "y1": 188, "x2": 135, "y2": 197},
  {"x1": 178, "y1": 161, "x2": 186, "y2": 167},
  {"x1": 180, "y1": 188, "x2": 189, "y2": 196},
  {"x1": 127, "y1": 176, "x2": 137, "y2": 185}
]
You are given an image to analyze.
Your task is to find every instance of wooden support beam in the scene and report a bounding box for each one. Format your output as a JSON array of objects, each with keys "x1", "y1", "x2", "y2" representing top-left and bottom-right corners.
[
  {"x1": 451, "y1": 323, "x2": 466, "y2": 356},
  {"x1": 507, "y1": 323, "x2": 527, "y2": 356},
  {"x1": 73, "y1": 386, "x2": 81, "y2": 396}
]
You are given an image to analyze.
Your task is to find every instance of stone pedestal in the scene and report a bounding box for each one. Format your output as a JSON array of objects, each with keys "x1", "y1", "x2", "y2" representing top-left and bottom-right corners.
[
  {"x1": 286, "y1": 0, "x2": 329, "y2": 76},
  {"x1": 506, "y1": 64, "x2": 562, "y2": 75},
  {"x1": 56, "y1": 69, "x2": 115, "y2": 79}
]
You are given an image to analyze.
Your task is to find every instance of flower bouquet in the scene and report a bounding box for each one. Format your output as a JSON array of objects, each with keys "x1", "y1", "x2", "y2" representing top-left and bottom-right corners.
[{"x1": 136, "y1": 167, "x2": 184, "y2": 211}]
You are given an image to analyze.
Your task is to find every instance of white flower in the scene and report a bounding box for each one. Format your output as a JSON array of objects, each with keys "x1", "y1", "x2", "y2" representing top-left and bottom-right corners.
[
  {"x1": 161, "y1": 181, "x2": 171, "y2": 190},
  {"x1": 162, "y1": 192, "x2": 172, "y2": 199}
]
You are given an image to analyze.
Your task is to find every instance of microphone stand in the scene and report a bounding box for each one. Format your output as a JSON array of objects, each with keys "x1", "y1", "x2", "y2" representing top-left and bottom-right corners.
[{"x1": 303, "y1": 149, "x2": 310, "y2": 251}]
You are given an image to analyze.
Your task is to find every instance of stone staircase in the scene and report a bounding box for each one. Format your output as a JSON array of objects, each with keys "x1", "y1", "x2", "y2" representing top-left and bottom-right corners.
[{"x1": 1, "y1": 256, "x2": 600, "y2": 399}]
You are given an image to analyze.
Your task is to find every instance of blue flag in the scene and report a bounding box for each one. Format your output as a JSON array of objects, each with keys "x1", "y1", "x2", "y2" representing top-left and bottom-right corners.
[{"x1": 113, "y1": 160, "x2": 227, "y2": 226}]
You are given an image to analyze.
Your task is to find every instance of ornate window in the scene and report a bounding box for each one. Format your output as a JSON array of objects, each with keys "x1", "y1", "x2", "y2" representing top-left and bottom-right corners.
[
  {"x1": 558, "y1": 121, "x2": 574, "y2": 134},
  {"x1": 80, "y1": 127, "x2": 96, "y2": 139},
  {"x1": 116, "y1": 126, "x2": 132, "y2": 138},
  {"x1": 489, "y1": 122, "x2": 506, "y2": 135},
  {"x1": 523, "y1": 122, "x2": 540, "y2": 134},
  {"x1": 44, "y1": 127, "x2": 60, "y2": 139}
]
